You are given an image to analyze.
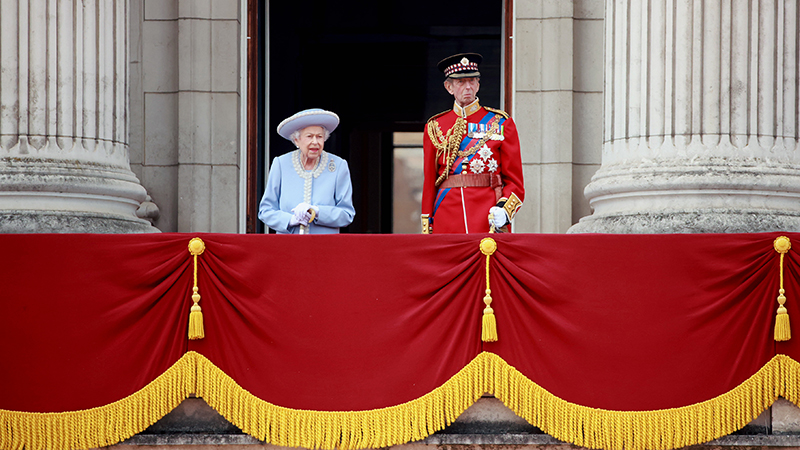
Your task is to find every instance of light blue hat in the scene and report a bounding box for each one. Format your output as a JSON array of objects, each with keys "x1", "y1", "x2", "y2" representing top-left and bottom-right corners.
[{"x1": 277, "y1": 108, "x2": 340, "y2": 141}]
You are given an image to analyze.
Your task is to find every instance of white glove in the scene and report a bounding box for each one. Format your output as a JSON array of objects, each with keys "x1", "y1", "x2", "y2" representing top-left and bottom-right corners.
[
  {"x1": 489, "y1": 206, "x2": 509, "y2": 228},
  {"x1": 292, "y1": 202, "x2": 313, "y2": 215},
  {"x1": 289, "y1": 211, "x2": 310, "y2": 227},
  {"x1": 293, "y1": 203, "x2": 319, "y2": 224},
  {"x1": 289, "y1": 204, "x2": 312, "y2": 227}
]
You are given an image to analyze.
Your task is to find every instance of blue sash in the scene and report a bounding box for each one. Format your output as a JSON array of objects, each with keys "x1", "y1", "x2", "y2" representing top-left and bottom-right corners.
[{"x1": 432, "y1": 112, "x2": 496, "y2": 217}]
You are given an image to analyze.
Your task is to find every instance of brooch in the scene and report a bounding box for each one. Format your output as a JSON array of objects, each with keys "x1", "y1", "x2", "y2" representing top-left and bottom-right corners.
[{"x1": 328, "y1": 160, "x2": 336, "y2": 172}]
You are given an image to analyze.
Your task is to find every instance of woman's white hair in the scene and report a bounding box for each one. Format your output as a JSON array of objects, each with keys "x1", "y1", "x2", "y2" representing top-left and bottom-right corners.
[{"x1": 290, "y1": 126, "x2": 331, "y2": 145}]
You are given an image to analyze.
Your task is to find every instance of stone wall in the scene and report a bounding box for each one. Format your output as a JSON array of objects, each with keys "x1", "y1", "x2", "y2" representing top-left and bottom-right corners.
[
  {"x1": 512, "y1": 0, "x2": 604, "y2": 233},
  {"x1": 129, "y1": 0, "x2": 605, "y2": 235},
  {"x1": 0, "y1": 0, "x2": 156, "y2": 233},
  {"x1": 570, "y1": 0, "x2": 800, "y2": 233},
  {"x1": 130, "y1": 0, "x2": 242, "y2": 233}
]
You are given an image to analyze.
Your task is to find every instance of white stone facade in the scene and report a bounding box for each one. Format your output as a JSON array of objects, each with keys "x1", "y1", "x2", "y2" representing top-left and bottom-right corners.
[
  {"x1": 1, "y1": 0, "x2": 602, "y2": 235},
  {"x1": 129, "y1": 0, "x2": 242, "y2": 233},
  {"x1": 6, "y1": 0, "x2": 799, "y2": 236},
  {"x1": 571, "y1": 0, "x2": 800, "y2": 233},
  {"x1": 513, "y1": 0, "x2": 604, "y2": 233},
  {"x1": 4, "y1": 0, "x2": 800, "y2": 441},
  {"x1": 126, "y1": 0, "x2": 605, "y2": 235},
  {"x1": 0, "y1": 0, "x2": 156, "y2": 232}
]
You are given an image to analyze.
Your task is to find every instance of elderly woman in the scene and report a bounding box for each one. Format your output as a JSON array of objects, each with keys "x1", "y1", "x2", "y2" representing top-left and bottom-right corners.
[{"x1": 258, "y1": 109, "x2": 355, "y2": 234}]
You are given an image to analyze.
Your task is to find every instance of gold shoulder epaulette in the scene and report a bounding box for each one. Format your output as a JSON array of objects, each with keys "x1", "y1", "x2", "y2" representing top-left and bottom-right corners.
[
  {"x1": 485, "y1": 106, "x2": 509, "y2": 119},
  {"x1": 427, "y1": 110, "x2": 450, "y2": 123}
]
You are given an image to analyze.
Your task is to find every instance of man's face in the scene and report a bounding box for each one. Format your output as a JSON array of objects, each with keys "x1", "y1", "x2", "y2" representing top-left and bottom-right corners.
[{"x1": 445, "y1": 77, "x2": 480, "y2": 107}]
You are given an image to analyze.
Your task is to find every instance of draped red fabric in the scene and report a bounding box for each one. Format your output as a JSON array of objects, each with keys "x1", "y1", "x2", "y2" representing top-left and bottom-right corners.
[
  {"x1": 776, "y1": 247, "x2": 800, "y2": 360},
  {"x1": 0, "y1": 232, "x2": 797, "y2": 415},
  {"x1": 0, "y1": 234, "x2": 192, "y2": 412},
  {"x1": 485, "y1": 233, "x2": 779, "y2": 410},
  {"x1": 187, "y1": 234, "x2": 484, "y2": 411}
]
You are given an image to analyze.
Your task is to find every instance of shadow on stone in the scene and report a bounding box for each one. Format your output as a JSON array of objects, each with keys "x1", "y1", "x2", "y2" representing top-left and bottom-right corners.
[{"x1": 140, "y1": 397, "x2": 243, "y2": 435}]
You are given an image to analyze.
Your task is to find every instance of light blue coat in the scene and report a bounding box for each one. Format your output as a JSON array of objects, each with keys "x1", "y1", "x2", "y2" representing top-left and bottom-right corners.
[{"x1": 258, "y1": 150, "x2": 355, "y2": 234}]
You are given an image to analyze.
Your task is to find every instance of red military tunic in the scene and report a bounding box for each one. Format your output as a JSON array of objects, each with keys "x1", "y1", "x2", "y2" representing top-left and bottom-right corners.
[{"x1": 421, "y1": 100, "x2": 525, "y2": 233}]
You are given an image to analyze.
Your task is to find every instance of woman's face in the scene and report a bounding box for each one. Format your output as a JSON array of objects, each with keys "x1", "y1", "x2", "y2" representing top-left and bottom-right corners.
[{"x1": 295, "y1": 126, "x2": 326, "y2": 161}]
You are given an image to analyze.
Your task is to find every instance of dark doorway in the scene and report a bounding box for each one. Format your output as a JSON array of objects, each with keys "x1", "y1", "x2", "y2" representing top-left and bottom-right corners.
[{"x1": 256, "y1": 0, "x2": 503, "y2": 233}]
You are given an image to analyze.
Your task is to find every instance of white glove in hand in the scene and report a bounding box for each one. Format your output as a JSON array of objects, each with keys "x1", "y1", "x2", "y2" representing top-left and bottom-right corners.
[
  {"x1": 292, "y1": 202, "x2": 313, "y2": 215},
  {"x1": 292, "y1": 203, "x2": 318, "y2": 224},
  {"x1": 289, "y1": 206, "x2": 311, "y2": 227},
  {"x1": 489, "y1": 206, "x2": 509, "y2": 228}
]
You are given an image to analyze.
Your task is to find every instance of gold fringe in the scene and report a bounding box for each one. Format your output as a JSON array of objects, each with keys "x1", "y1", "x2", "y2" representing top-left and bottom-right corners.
[
  {"x1": 487, "y1": 352, "x2": 784, "y2": 450},
  {"x1": 779, "y1": 355, "x2": 800, "y2": 406},
  {"x1": 6, "y1": 352, "x2": 800, "y2": 450},
  {"x1": 194, "y1": 352, "x2": 491, "y2": 450},
  {"x1": 194, "y1": 352, "x2": 797, "y2": 450},
  {"x1": 0, "y1": 352, "x2": 197, "y2": 450}
]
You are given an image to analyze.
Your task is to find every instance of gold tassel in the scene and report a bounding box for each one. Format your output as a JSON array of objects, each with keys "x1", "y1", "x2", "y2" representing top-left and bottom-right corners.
[
  {"x1": 776, "y1": 302, "x2": 791, "y2": 341},
  {"x1": 188, "y1": 237, "x2": 206, "y2": 340},
  {"x1": 774, "y1": 236, "x2": 792, "y2": 342},
  {"x1": 188, "y1": 290, "x2": 204, "y2": 340},
  {"x1": 480, "y1": 238, "x2": 498, "y2": 342},
  {"x1": 482, "y1": 303, "x2": 497, "y2": 342}
]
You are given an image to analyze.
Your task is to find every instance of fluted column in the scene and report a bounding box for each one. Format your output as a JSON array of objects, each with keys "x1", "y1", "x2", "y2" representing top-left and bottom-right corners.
[
  {"x1": 0, "y1": 0, "x2": 156, "y2": 233},
  {"x1": 571, "y1": 0, "x2": 800, "y2": 233}
]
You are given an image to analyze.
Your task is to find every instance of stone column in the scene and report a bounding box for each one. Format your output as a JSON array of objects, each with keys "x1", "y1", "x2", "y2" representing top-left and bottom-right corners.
[
  {"x1": 0, "y1": 0, "x2": 157, "y2": 233},
  {"x1": 570, "y1": 0, "x2": 800, "y2": 233},
  {"x1": 513, "y1": 2, "x2": 576, "y2": 233}
]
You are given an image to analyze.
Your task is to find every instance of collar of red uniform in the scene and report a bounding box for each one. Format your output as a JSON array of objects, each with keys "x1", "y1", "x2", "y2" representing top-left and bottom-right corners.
[{"x1": 453, "y1": 98, "x2": 481, "y2": 118}]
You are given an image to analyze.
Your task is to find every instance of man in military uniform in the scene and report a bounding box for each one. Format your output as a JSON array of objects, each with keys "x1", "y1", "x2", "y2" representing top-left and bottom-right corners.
[{"x1": 421, "y1": 53, "x2": 525, "y2": 234}]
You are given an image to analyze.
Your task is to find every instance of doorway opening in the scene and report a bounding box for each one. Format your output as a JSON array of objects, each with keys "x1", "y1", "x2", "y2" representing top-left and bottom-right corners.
[{"x1": 249, "y1": 0, "x2": 506, "y2": 233}]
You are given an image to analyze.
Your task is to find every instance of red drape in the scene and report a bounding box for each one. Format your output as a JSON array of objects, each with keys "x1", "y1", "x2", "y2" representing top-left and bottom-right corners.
[
  {"x1": 1, "y1": 232, "x2": 798, "y2": 445},
  {"x1": 187, "y1": 234, "x2": 484, "y2": 411},
  {"x1": 485, "y1": 233, "x2": 780, "y2": 410},
  {"x1": 0, "y1": 234, "x2": 191, "y2": 412}
]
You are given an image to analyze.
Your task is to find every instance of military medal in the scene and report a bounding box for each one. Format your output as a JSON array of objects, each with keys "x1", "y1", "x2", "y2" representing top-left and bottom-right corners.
[{"x1": 468, "y1": 123, "x2": 489, "y2": 139}]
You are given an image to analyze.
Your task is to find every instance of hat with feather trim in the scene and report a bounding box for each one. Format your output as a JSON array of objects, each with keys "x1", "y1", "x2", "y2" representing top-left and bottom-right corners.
[
  {"x1": 277, "y1": 109, "x2": 340, "y2": 141},
  {"x1": 437, "y1": 53, "x2": 482, "y2": 79}
]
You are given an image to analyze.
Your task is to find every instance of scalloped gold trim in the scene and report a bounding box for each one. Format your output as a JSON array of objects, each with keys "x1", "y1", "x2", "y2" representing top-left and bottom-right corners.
[
  {"x1": 195, "y1": 352, "x2": 489, "y2": 450},
  {"x1": 198, "y1": 353, "x2": 795, "y2": 450},
  {"x1": 4, "y1": 352, "x2": 800, "y2": 450},
  {"x1": 0, "y1": 352, "x2": 197, "y2": 450},
  {"x1": 490, "y1": 353, "x2": 786, "y2": 450}
]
